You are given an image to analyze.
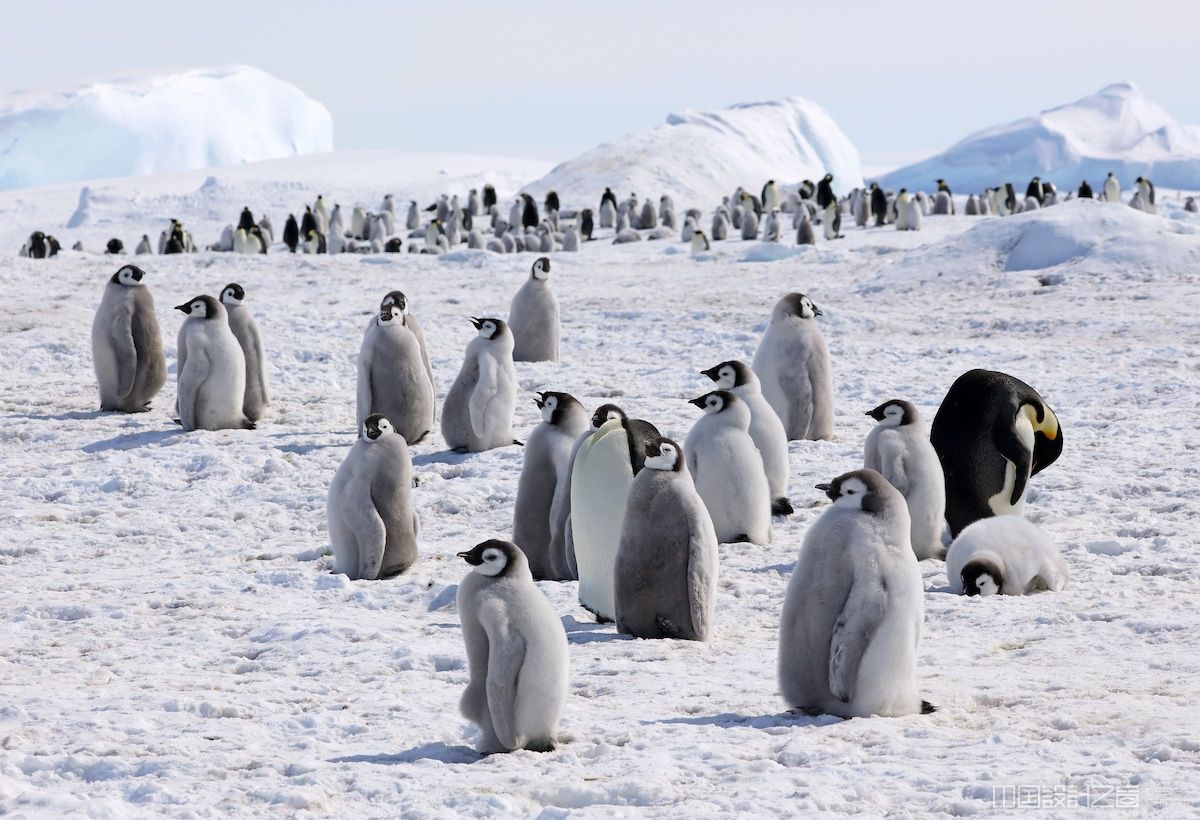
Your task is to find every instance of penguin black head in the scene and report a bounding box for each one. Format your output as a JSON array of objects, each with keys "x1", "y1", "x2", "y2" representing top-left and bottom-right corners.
[
  {"x1": 458, "y1": 539, "x2": 520, "y2": 578},
  {"x1": 961, "y1": 558, "x2": 1004, "y2": 596},
  {"x1": 701, "y1": 360, "x2": 752, "y2": 390},
  {"x1": 644, "y1": 436, "x2": 683, "y2": 472},
  {"x1": 780, "y1": 292, "x2": 822, "y2": 319},
  {"x1": 363, "y1": 413, "x2": 396, "y2": 441},
  {"x1": 899, "y1": 188, "x2": 908, "y2": 195},
  {"x1": 380, "y1": 290, "x2": 408, "y2": 313},
  {"x1": 823, "y1": 173, "x2": 833, "y2": 182},
  {"x1": 591, "y1": 404, "x2": 626, "y2": 429},
  {"x1": 531, "y1": 257, "x2": 550, "y2": 280},
  {"x1": 379, "y1": 303, "x2": 408, "y2": 326},
  {"x1": 869, "y1": 182, "x2": 879, "y2": 191},
  {"x1": 534, "y1": 391, "x2": 581, "y2": 426},
  {"x1": 106, "y1": 238, "x2": 124, "y2": 255},
  {"x1": 220, "y1": 283, "x2": 246, "y2": 305},
  {"x1": 111, "y1": 265, "x2": 146, "y2": 286},
  {"x1": 175, "y1": 294, "x2": 220, "y2": 319},
  {"x1": 866, "y1": 399, "x2": 918, "y2": 427},
  {"x1": 815, "y1": 469, "x2": 891, "y2": 514},
  {"x1": 689, "y1": 390, "x2": 735, "y2": 415},
  {"x1": 470, "y1": 317, "x2": 506, "y2": 340}
]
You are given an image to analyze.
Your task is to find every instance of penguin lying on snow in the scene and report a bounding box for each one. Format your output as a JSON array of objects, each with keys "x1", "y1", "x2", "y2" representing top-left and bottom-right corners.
[{"x1": 947, "y1": 516, "x2": 1067, "y2": 596}]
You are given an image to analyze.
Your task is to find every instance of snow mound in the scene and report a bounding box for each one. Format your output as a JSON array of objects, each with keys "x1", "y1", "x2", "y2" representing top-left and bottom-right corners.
[
  {"x1": 524, "y1": 97, "x2": 863, "y2": 209},
  {"x1": 0, "y1": 66, "x2": 333, "y2": 190},
  {"x1": 870, "y1": 198, "x2": 1200, "y2": 290},
  {"x1": 881, "y1": 83, "x2": 1200, "y2": 192}
]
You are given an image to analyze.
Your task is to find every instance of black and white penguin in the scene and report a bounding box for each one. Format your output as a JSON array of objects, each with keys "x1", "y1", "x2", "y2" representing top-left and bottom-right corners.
[
  {"x1": 1025, "y1": 177, "x2": 1044, "y2": 205},
  {"x1": 1103, "y1": 172, "x2": 1120, "y2": 203},
  {"x1": 816, "y1": 174, "x2": 835, "y2": 209},
  {"x1": 934, "y1": 179, "x2": 955, "y2": 215},
  {"x1": 521, "y1": 194, "x2": 539, "y2": 229},
  {"x1": 300, "y1": 206, "x2": 317, "y2": 238},
  {"x1": 238, "y1": 207, "x2": 255, "y2": 232},
  {"x1": 283, "y1": 214, "x2": 299, "y2": 252},
  {"x1": 105, "y1": 238, "x2": 125, "y2": 255},
  {"x1": 798, "y1": 180, "x2": 816, "y2": 201},
  {"x1": 544, "y1": 190, "x2": 560, "y2": 214},
  {"x1": 870, "y1": 182, "x2": 888, "y2": 227},
  {"x1": 1004, "y1": 183, "x2": 1018, "y2": 215},
  {"x1": 579, "y1": 208, "x2": 594, "y2": 240},
  {"x1": 929, "y1": 369, "x2": 1063, "y2": 537},
  {"x1": 92, "y1": 265, "x2": 167, "y2": 412},
  {"x1": 1185, "y1": 197, "x2": 1198, "y2": 213},
  {"x1": 483, "y1": 184, "x2": 497, "y2": 211}
]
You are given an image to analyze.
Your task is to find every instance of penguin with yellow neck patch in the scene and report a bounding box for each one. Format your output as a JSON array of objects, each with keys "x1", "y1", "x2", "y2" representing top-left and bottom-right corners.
[{"x1": 929, "y1": 369, "x2": 1062, "y2": 537}]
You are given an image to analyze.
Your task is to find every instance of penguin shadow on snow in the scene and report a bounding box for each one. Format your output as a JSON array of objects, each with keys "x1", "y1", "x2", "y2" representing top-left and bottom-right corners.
[
  {"x1": 81, "y1": 427, "x2": 183, "y2": 453},
  {"x1": 5, "y1": 409, "x2": 111, "y2": 423},
  {"x1": 562, "y1": 614, "x2": 633, "y2": 645},
  {"x1": 647, "y1": 711, "x2": 843, "y2": 730},
  {"x1": 330, "y1": 742, "x2": 482, "y2": 766},
  {"x1": 267, "y1": 431, "x2": 354, "y2": 455}
]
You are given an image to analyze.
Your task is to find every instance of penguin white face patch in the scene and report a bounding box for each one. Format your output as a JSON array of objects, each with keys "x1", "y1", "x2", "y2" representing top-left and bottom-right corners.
[
  {"x1": 832, "y1": 477, "x2": 869, "y2": 509},
  {"x1": 879, "y1": 404, "x2": 905, "y2": 427},
  {"x1": 644, "y1": 442, "x2": 678, "y2": 471},
  {"x1": 532, "y1": 258, "x2": 550, "y2": 280},
  {"x1": 116, "y1": 267, "x2": 144, "y2": 286},
  {"x1": 477, "y1": 320, "x2": 498, "y2": 339},
  {"x1": 187, "y1": 300, "x2": 208, "y2": 318},
  {"x1": 473, "y1": 547, "x2": 508, "y2": 577},
  {"x1": 539, "y1": 395, "x2": 558, "y2": 423},
  {"x1": 715, "y1": 366, "x2": 737, "y2": 390},
  {"x1": 799, "y1": 297, "x2": 817, "y2": 319},
  {"x1": 973, "y1": 574, "x2": 999, "y2": 596}
]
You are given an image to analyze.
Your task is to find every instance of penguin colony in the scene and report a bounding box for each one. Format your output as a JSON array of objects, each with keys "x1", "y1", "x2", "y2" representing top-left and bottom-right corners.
[{"x1": 80, "y1": 169, "x2": 1086, "y2": 755}]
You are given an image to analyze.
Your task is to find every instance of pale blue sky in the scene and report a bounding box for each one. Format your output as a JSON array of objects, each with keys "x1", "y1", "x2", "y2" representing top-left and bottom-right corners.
[{"x1": 3, "y1": 0, "x2": 1196, "y2": 167}]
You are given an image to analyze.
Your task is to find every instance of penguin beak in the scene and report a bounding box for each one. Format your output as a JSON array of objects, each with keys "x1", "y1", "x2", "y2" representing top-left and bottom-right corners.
[
  {"x1": 700, "y1": 365, "x2": 721, "y2": 382},
  {"x1": 812, "y1": 306, "x2": 823, "y2": 316},
  {"x1": 175, "y1": 303, "x2": 192, "y2": 314},
  {"x1": 533, "y1": 394, "x2": 545, "y2": 409},
  {"x1": 815, "y1": 483, "x2": 836, "y2": 501},
  {"x1": 457, "y1": 549, "x2": 484, "y2": 566},
  {"x1": 470, "y1": 317, "x2": 483, "y2": 329},
  {"x1": 131, "y1": 270, "x2": 144, "y2": 282},
  {"x1": 688, "y1": 396, "x2": 708, "y2": 409}
]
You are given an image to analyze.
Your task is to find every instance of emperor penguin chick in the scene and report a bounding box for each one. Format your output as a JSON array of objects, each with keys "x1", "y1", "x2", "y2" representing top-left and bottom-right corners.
[
  {"x1": 752, "y1": 293, "x2": 834, "y2": 441},
  {"x1": 441, "y1": 317, "x2": 518, "y2": 452},
  {"x1": 457, "y1": 540, "x2": 569, "y2": 754},
  {"x1": 92, "y1": 265, "x2": 167, "y2": 412},
  {"x1": 327, "y1": 414, "x2": 420, "y2": 580},
  {"x1": 357, "y1": 295, "x2": 436, "y2": 444},
  {"x1": 615, "y1": 437, "x2": 718, "y2": 641},
  {"x1": 778, "y1": 470, "x2": 932, "y2": 718},
  {"x1": 864, "y1": 399, "x2": 946, "y2": 560},
  {"x1": 508, "y1": 257, "x2": 560, "y2": 362},
  {"x1": 175, "y1": 295, "x2": 250, "y2": 431},
  {"x1": 219, "y1": 283, "x2": 269, "y2": 423},
  {"x1": 684, "y1": 391, "x2": 772, "y2": 545},
  {"x1": 513, "y1": 392, "x2": 589, "y2": 580},
  {"x1": 946, "y1": 516, "x2": 1068, "y2": 596}
]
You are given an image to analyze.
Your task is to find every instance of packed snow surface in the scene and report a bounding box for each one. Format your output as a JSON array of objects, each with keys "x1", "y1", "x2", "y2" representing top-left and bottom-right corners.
[
  {"x1": 881, "y1": 83, "x2": 1200, "y2": 192},
  {"x1": 525, "y1": 97, "x2": 863, "y2": 209},
  {"x1": 0, "y1": 66, "x2": 333, "y2": 191},
  {"x1": 1, "y1": 162, "x2": 1200, "y2": 817}
]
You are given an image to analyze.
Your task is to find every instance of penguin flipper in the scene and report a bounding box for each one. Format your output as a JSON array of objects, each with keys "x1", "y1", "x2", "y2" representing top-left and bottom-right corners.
[
  {"x1": 828, "y1": 575, "x2": 887, "y2": 703},
  {"x1": 921, "y1": 700, "x2": 937, "y2": 714},
  {"x1": 342, "y1": 489, "x2": 387, "y2": 580},
  {"x1": 483, "y1": 617, "x2": 526, "y2": 751},
  {"x1": 992, "y1": 412, "x2": 1033, "y2": 507},
  {"x1": 112, "y1": 323, "x2": 138, "y2": 400}
]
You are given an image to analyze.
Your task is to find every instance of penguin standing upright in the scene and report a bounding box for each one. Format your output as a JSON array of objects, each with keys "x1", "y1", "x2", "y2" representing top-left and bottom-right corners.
[
  {"x1": 1025, "y1": 176, "x2": 1044, "y2": 204},
  {"x1": 513, "y1": 392, "x2": 588, "y2": 579},
  {"x1": 521, "y1": 194, "x2": 539, "y2": 229},
  {"x1": 935, "y1": 179, "x2": 955, "y2": 214},
  {"x1": 822, "y1": 201, "x2": 842, "y2": 240},
  {"x1": 238, "y1": 207, "x2": 255, "y2": 232},
  {"x1": 357, "y1": 296, "x2": 436, "y2": 444},
  {"x1": 441, "y1": 318, "x2": 518, "y2": 452},
  {"x1": 508, "y1": 257, "x2": 559, "y2": 362},
  {"x1": 762, "y1": 180, "x2": 780, "y2": 211},
  {"x1": 1103, "y1": 173, "x2": 1121, "y2": 202},
  {"x1": 579, "y1": 209, "x2": 594, "y2": 240},
  {"x1": 457, "y1": 540, "x2": 568, "y2": 754},
  {"x1": 548, "y1": 403, "x2": 622, "y2": 581},
  {"x1": 778, "y1": 471, "x2": 932, "y2": 718},
  {"x1": 685, "y1": 391, "x2": 772, "y2": 545},
  {"x1": 283, "y1": 215, "x2": 299, "y2": 252},
  {"x1": 614, "y1": 436, "x2": 718, "y2": 641},
  {"x1": 752, "y1": 293, "x2": 834, "y2": 441},
  {"x1": 929, "y1": 369, "x2": 1063, "y2": 537},
  {"x1": 92, "y1": 265, "x2": 167, "y2": 412},
  {"x1": 482, "y1": 184, "x2": 497, "y2": 211},
  {"x1": 816, "y1": 174, "x2": 835, "y2": 209},
  {"x1": 219, "y1": 284, "x2": 269, "y2": 423},
  {"x1": 174, "y1": 295, "x2": 251, "y2": 431},
  {"x1": 864, "y1": 400, "x2": 946, "y2": 560},
  {"x1": 570, "y1": 406, "x2": 661, "y2": 621},
  {"x1": 327, "y1": 414, "x2": 419, "y2": 580},
  {"x1": 301, "y1": 206, "x2": 317, "y2": 237},
  {"x1": 870, "y1": 183, "x2": 888, "y2": 227},
  {"x1": 1078, "y1": 181, "x2": 1094, "y2": 199}
]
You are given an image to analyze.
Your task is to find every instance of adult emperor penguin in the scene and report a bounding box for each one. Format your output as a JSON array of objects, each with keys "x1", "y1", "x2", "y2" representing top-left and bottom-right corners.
[
  {"x1": 1025, "y1": 176, "x2": 1044, "y2": 205},
  {"x1": 1103, "y1": 172, "x2": 1120, "y2": 203},
  {"x1": 92, "y1": 265, "x2": 167, "y2": 412},
  {"x1": 690, "y1": 229, "x2": 710, "y2": 255},
  {"x1": 174, "y1": 295, "x2": 251, "y2": 431},
  {"x1": 219, "y1": 284, "x2": 269, "y2": 423},
  {"x1": 929, "y1": 369, "x2": 1063, "y2": 537},
  {"x1": 1134, "y1": 176, "x2": 1156, "y2": 213},
  {"x1": 685, "y1": 391, "x2": 772, "y2": 544},
  {"x1": 935, "y1": 179, "x2": 955, "y2": 214},
  {"x1": 327, "y1": 414, "x2": 419, "y2": 580},
  {"x1": 283, "y1": 215, "x2": 299, "y2": 252},
  {"x1": 442, "y1": 317, "x2": 518, "y2": 452},
  {"x1": 946, "y1": 516, "x2": 1068, "y2": 596},
  {"x1": 778, "y1": 470, "x2": 933, "y2": 718},
  {"x1": 483, "y1": 184, "x2": 498, "y2": 211},
  {"x1": 1078, "y1": 180, "x2": 1094, "y2": 199},
  {"x1": 614, "y1": 436, "x2": 718, "y2": 641},
  {"x1": 870, "y1": 182, "x2": 888, "y2": 227},
  {"x1": 752, "y1": 293, "x2": 834, "y2": 441},
  {"x1": 864, "y1": 400, "x2": 946, "y2": 560},
  {"x1": 816, "y1": 174, "x2": 835, "y2": 209},
  {"x1": 702, "y1": 360, "x2": 791, "y2": 515},
  {"x1": 357, "y1": 298, "x2": 436, "y2": 444},
  {"x1": 457, "y1": 539, "x2": 568, "y2": 754},
  {"x1": 570, "y1": 406, "x2": 661, "y2": 621},
  {"x1": 508, "y1": 257, "x2": 559, "y2": 363},
  {"x1": 513, "y1": 392, "x2": 589, "y2": 580},
  {"x1": 762, "y1": 179, "x2": 781, "y2": 211},
  {"x1": 822, "y1": 201, "x2": 842, "y2": 240}
]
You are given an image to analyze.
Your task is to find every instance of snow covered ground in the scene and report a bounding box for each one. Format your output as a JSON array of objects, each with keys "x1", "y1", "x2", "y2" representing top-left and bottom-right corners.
[{"x1": 2, "y1": 162, "x2": 1200, "y2": 817}]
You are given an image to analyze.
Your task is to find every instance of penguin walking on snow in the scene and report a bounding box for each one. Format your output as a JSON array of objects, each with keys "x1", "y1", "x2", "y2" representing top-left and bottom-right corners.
[
  {"x1": 778, "y1": 471, "x2": 933, "y2": 718},
  {"x1": 864, "y1": 400, "x2": 946, "y2": 560},
  {"x1": 752, "y1": 293, "x2": 834, "y2": 441},
  {"x1": 513, "y1": 392, "x2": 589, "y2": 580},
  {"x1": 685, "y1": 391, "x2": 772, "y2": 545},
  {"x1": 457, "y1": 540, "x2": 568, "y2": 754},
  {"x1": 327, "y1": 414, "x2": 420, "y2": 580},
  {"x1": 174, "y1": 295, "x2": 251, "y2": 431},
  {"x1": 92, "y1": 265, "x2": 166, "y2": 412},
  {"x1": 929, "y1": 369, "x2": 1062, "y2": 537},
  {"x1": 615, "y1": 437, "x2": 718, "y2": 641},
  {"x1": 441, "y1": 318, "x2": 518, "y2": 452}
]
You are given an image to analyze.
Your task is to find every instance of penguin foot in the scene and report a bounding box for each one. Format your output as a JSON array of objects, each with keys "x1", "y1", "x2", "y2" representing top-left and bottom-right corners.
[
  {"x1": 525, "y1": 739, "x2": 556, "y2": 753},
  {"x1": 244, "y1": 420, "x2": 258, "y2": 430},
  {"x1": 450, "y1": 446, "x2": 469, "y2": 454},
  {"x1": 733, "y1": 534, "x2": 752, "y2": 544},
  {"x1": 771, "y1": 497, "x2": 794, "y2": 516},
  {"x1": 171, "y1": 417, "x2": 183, "y2": 426},
  {"x1": 921, "y1": 700, "x2": 938, "y2": 714},
  {"x1": 512, "y1": 439, "x2": 524, "y2": 447}
]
